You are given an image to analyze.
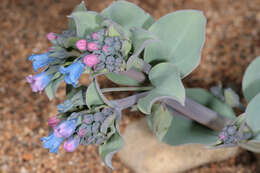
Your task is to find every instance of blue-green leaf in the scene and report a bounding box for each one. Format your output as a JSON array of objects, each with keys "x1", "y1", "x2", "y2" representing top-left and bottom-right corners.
[
  {"x1": 105, "y1": 72, "x2": 142, "y2": 86},
  {"x1": 70, "y1": 11, "x2": 104, "y2": 37},
  {"x1": 242, "y1": 56, "x2": 260, "y2": 102},
  {"x1": 147, "y1": 104, "x2": 173, "y2": 142},
  {"x1": 86, "y1": 82, "x2": 104, "y2": 108},
  {"x1": 144, "y1": 10, "x2": 206, "y2": 78},
  {"x1": 163, "y1": 112, "x2": 218, "y2": 145},
  {"x1": 45, "y1": 74, "x2": 64, "y2": 100},
  {"x1": 99, "y1": 132, "x2": 125, "y2": 169},
  {"x1": 101, "y1": 0, "x2": 154, "y2": 30},
  {"x1": 138, "y1": 63, "x2": 185, "y2": 114},
  {"x1": 68, "y1": 1, "x2": 88, "y2": 30},
  {"x1": 245, "y1": 93, "x2": 260, "y2": 133}
]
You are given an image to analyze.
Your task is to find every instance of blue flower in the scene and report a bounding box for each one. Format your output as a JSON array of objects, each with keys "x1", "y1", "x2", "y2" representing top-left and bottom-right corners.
[
  {"x1": 59, "y1": 62, "x2": 85, "y2": 87},
  {"x1": 26, "y1": 72, "x2": 53, "y2": 93},
  {"x1": 41, "y1": 133, "x2": 64, "y2": 154},
  {"x1": 54, "y1": 119, "x2": 77, "y2": 138},
  {"x1": 28, "y1": 53, "x2": 55, "y2": 72}
]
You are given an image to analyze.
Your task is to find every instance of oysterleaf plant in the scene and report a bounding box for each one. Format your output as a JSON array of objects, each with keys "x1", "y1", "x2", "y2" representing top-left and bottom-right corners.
[{"x1": 26, "y1": 0, "x2": 260, "y2": 169}]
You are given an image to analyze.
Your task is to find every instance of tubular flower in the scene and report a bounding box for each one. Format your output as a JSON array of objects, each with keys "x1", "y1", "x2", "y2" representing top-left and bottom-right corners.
[
  {"x1": 46, "y1": 32, "x2": 57, "y2": 41},
  {"x1": 41, "y1": 133, "x2": 64, "y2": 154},
  {"x1": 59, "y1": 62, "x2": 85, "y2": 87},
  {"x1": 28, "y1": 53, "x2": 55, "y2": 72},
  {"x1": 54, "y1": 119, "x2": 77, "y2": 138},
  {"x1": 64, "y1": 136, "x2": 80, "y2": 152},
  {"x1": 26, "y1": 72, "x2": 53, "y2": 93}
]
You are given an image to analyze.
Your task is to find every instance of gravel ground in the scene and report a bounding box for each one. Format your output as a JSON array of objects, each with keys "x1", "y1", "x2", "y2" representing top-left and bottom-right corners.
[{"x1": 0, "y1": 0, "x2": 260, "y2": 172}]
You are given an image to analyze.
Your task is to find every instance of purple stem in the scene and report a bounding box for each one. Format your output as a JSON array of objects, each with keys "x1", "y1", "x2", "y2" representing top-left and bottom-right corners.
[{"x1": 113, "y1": 92, "x2": 231, "y2": 131}]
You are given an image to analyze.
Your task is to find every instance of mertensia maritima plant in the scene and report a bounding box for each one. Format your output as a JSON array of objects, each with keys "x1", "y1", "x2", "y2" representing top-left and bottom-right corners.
[{"x1": 26, "y1": 0, "x2": 260, "y2": 169}]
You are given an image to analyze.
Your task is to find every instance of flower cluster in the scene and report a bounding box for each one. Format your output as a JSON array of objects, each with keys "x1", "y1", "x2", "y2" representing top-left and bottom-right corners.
[
  {"x1": 218, "y1": 124, "x2": 252, "y2": 145},
  {"x1": 26, "y1": 27, "x2": 126, "y2": 93},
  {"x1": 41, "y1": 108, "x2": 116, "y2": 154}
]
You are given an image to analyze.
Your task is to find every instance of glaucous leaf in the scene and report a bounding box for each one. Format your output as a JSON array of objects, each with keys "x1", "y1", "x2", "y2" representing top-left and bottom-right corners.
[
  {"x1": 70, "y1": 11, "x2": 104, "y2": 37},
  {"x1": 105, "y1": 72, "x2": 142, "y2": 86},
  {"x1": 224, "y1": 88, "x2": 240, "y2": 108},
  {"x1": 138, "y1": 63, "x2": 185, "y2": 114},
  {"x1": 242, "y1": 56, "x2": 260, "y2": 102},
  {"x1": 45, "y1": 74, "x2": 64, "y2": 100},
  {"x1": 99, "y1": 132, "x2": 125, "y2": 169},
  {"x1": 144, "y1": 10, "x2": 206, "y2": 78},
  {"x1": 186, "y1": 88, "x2": 236, "y2": 120},
  {"x1": 163, "y1": 111, "x2": 218, "y2": 145},
  {"x1": 86, "y1": 82, "x2": 104, "y2": 108},
  {"x1": 101, "y1": 0, "x2": 154, "y2": 30},
  {"x1": 245, "y1": 92, "x2": 260, "y2": 133},
  {"x1": 68, "y1": 1, "x2": 88, "y2": 30},
  {"x1": 239, "y1": 140, "x2": 260, "y2": 153},
  {"x1": 127, "y1": 28, "x2": 157, "y2": 70},
  {"x1": 147, "y1": 104, "x2": 173, "y2": 142}
]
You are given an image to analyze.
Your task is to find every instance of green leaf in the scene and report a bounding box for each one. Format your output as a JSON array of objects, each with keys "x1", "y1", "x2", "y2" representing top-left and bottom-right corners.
[
  {"x1": 144, "y1": 10, "x2": 206, "y2": 78},
  {"x1": 147, "y1": 104, "x2": 173, "y2": 142},
  {"x1": 101, "y1": 0, "x2": 154, "y2": 30},
  {"x1": 242, "y1": 56, "x2": 260, "y2": 102},
  {"x1": 186, "y1": 88, "x2": 236, "y2": 120},
  {"x1": 68, "y1": 1, "x2": 88, "y2": 30},
  {"x1": 66, "y1": 85, "x2": 85, "y2": 100},
  {"x1": 45, "y1": 74, "x2": 64, "y2": 100},
  {"x1": 127, "y1": 28, "x2": 157, "y2": 70},
  {"x1": 245, "y1": 93, "x2": 260, "y2": 133},
  {"x1": 138, "y1": 63, "x2": 185, "y2": 114},
  {"x1": 86, "y1": 82, "x2": 104, "y2": 108},
  {"x1": 70, "y1": 11, "x2": 104, "y2": 37},
  {"x1": 105, "y1": 72, "x2": 142, "y2": 86},
  {"x1": 99, "y1": 132, "x2": 125, "y2": 169},
  {"x1": 224, "y1": 88, "x2": 240, "y2": 108},
  {"x1": 239, "y1": 140, "x2": 260, "y2": 153},
  {"x1": 64, "y1": 37, "x2": 79, "y2": 49},
  {"x1": 163, "y1": 111, "x2": 218, "y2": 145}
]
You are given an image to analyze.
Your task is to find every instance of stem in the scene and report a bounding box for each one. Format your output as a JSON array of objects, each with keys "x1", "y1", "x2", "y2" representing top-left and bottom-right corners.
[
  {"x1": 113, "y1": 92, "x2": 231, "y2": 131},
  {"x1": 101, "y1": 86, "x2": 153, "y2": 93}
]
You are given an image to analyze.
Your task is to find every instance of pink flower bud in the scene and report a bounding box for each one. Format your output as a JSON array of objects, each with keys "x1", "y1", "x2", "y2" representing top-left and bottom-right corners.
[
  {"x1": 102, "y1": 45, "x2": 109, "y2": 52},
  {"x1": 92, "y1": 32, "x2": 98, "y2": 40},
  {"x1": 76, "y1": 39, "x2": 87, "y2": 51},
  {"x1": 64, "y1": 137, "x2": 80, "y2": 152},
  {"x1": 78, "y1": 129, "x2": 86, "y2": 137},
  {"x1": 87, "y1": 42, "x2": 99, "y2": 51},
  {"x1": 46, "y1": 32, "x2": 57, "y2": 41},
  {"x1": 48, "y1": 116, "x2": 60, "y2": 127},
  {"x1": 83, "y1": 54, "x2": 100, "y2": 67}
]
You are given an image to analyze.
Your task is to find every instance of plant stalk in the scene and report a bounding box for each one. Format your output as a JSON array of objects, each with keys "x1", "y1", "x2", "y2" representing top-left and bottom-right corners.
[
  {"x1": 113, "y1": 92, "x2": 231, "y2": 131},
  {"x1": 101, "y1": 86, "x2": 153, "y2": 93}
]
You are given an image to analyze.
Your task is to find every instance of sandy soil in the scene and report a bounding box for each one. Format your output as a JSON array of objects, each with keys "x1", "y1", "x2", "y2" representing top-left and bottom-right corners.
[{"x1": 0, "y1": 0, "x2": 260, "y2": 172}]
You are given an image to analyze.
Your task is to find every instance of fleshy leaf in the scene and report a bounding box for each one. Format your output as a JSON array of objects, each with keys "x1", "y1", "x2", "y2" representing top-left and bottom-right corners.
[
  {"x1": 242, "y1": 56, "x2": 260, "y2": 102},
  {"x1": 138, "y1": 63, "x2": 185, "y2": 114},
  {"x1": 144, "y1": 10, "x2": 206, "y2": 78},
  {"x1": 105, "y1": 72, "x2": 142, "y2": 86},
  {"x1": 45, "y1": 73, "x2": 64, "y2": 100},
  {"x1": 163, "y1": 111, "x2": 218, "y2": 145},
  {"x1": 147, "y1": 104, "x2": 173, "y2": 142},
  {"x1": 99, "y1": 132, "x2": 125, "y2": 169},
  {"x1": 239, "y1": 140, "x2": 260, "y2": 153},
  {"x1": 127, "y1": 28, "x2": 157, "y2": 70},
  {"x1": 86, "y1": 82, "x2": 104, "y2": 108},
  {"x1": 245, "y1": 93, "x2": 260, "y2": 133},
  {"x1": 101, "y1": 0, "x2": 154, "y2": 30},
  {"x1": 224, "y1": 88, "x2": 240, "y2": 108},
  {"x1": 68, "y1": 1, "x2": 88, "y2": 30},
  {"x1": 186, "y1": 88, "x2": 236, "y2": 120},
  {"x1": 70, "y1": 11, "x2": 104, "y2": 37}
]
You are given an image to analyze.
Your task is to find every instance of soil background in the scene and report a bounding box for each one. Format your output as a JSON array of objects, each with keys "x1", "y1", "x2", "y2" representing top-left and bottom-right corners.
[{"x1": 1, "y1": 0, "x2": 260, "y2": 172}]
